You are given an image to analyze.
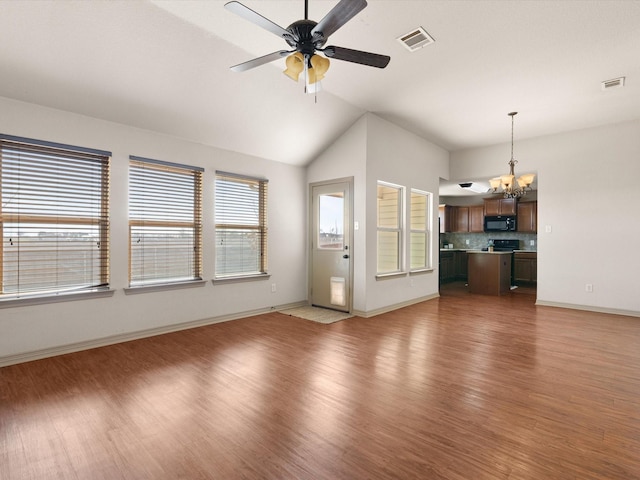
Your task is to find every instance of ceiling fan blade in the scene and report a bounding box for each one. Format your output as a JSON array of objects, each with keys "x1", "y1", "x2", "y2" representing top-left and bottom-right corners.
[
  {"x1": 323, "y1": 46, "x2": 390, "y2": 68},
  {"x1": 311, "y1": 0, "x2": 367, "y2": 39},
  {"x1": 224, "y1": 1, "x2": 289, "y2": 38},
  {"x1": 230, "y1": 50, "x2": 291, "y2": 72}
]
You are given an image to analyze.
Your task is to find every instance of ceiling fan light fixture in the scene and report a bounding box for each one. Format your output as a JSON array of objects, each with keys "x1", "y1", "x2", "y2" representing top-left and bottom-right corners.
[
  {"x1": 225, "y1": 0, "x2": 390, "y2": 87},
  {"x1": 283, "y1": 52, "x2": 304, "y2": 81},
  {"x1": 309, "y1": 54, "x2": 330, "y2": 83}
]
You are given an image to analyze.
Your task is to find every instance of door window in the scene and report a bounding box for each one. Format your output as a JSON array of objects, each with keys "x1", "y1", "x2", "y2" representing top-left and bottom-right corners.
[{"x1": 318, "y1": 193, "x2": 344, "y2": 250}]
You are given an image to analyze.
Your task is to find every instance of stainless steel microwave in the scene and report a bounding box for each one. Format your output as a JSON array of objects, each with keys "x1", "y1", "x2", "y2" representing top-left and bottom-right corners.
[{"x1": 484, "y1": 215, "x2": 516, "y2": 232}]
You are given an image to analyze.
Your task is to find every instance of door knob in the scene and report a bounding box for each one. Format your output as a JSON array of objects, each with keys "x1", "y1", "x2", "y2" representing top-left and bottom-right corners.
[{"x1": 343, "y1": 254, "x2": 349, "y2": 259}]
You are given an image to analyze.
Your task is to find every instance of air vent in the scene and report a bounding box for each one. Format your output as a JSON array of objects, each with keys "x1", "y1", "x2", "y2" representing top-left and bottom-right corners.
[
  {"x1": 601, "y1": 77, "x2": 625, "y2": 90},
  {"x1": 397, "y1": 27, "x2": 435, "y2": 52}
]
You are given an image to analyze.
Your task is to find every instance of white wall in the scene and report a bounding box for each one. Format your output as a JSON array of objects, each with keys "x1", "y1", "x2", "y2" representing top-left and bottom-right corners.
[
  {"x1": 307, "y1": 115, "x2": 368, "y2": 311},
  {"x1": 364, "y1": 114, "x2": 449, "y2": 313},
  {"x1": 0, "y1": 97, "x2": 308, "y2": 364},
  {"x1": 451, "y1": 119, "x2": 640, "y2": 316},
  {"x1": 308, "y1": 114, "x2": 449, "y2": 316}
]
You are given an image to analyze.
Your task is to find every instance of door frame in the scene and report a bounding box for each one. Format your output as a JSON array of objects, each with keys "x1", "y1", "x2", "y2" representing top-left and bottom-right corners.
[{"x1": 308, "y1": 177, "x2": 354, "y2": 312}]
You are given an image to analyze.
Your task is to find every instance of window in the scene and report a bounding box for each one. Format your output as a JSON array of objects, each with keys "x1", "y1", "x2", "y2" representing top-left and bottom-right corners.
[
  {"x1": 410, "y1": 189, "x2": 432, "y2": 270},
  {"x1": 377, "y1": 182, "x2": 403, "y2": 274},
  {"x1": 318, "y1": 192, "x2": 344, "y2": 250},
  {"x1": 0, "y1": 134, "x2": 110, "y2": 299},
  {"x1": 215, "y1": 172, "x2": 268, "y2": 278},
  {"x1": 129, "y1": 156, "x2": 203, "y2": 286}
]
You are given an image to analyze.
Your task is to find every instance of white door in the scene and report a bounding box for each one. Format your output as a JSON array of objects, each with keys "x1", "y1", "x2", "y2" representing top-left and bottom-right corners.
[{"x1": 310, "y1": 180, "x2": 352, "y2": 312}]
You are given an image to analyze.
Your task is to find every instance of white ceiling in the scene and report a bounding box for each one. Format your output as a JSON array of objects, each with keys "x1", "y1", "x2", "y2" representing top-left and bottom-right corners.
[{"x1": 1, "y1": 0, "x2": 639, "y2": 168}]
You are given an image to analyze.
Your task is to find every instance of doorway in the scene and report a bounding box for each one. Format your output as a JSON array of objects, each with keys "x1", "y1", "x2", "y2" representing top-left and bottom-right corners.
[{"x1": 309, "y1": 179, "x2": 353, "y2": 312}]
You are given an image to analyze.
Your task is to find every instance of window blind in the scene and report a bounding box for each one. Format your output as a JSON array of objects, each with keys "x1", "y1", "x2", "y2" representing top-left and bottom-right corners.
[
  {"x1": 0, "y1": 135, "x2": 110, "y2": 298},
  {"x1": 215, "y1": 172, "x2": 268, "y2": 278},
  {"x1": 377, "y1": 182, "x2": 402, "y2": 274},
  {"x1": 410, "y1": 189, "x2": 431, "y2": 270},
  {"x1": 129, "y1": 156, "x2": 203, "y2": 286}
]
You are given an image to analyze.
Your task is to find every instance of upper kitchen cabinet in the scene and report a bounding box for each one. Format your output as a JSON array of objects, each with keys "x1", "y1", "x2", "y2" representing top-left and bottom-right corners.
[
  {"x1": 469, "y1": 205, "x2": 484, "y2": 232},
  {"x1": 484, "y1": 197, "x2": 517, "y2": 216},
  {"x1": 454, "y1": 207, "x2": 469, "y2": 232},
  {"x1": 438, "y1": 205, "x2": 453, "y2": 233},
  {"x1": 517, "y1": 201, "x2": 537, "y2": 233},
  {"x1": 440, "y1": 204, "x2": 484, "y2": 233}
]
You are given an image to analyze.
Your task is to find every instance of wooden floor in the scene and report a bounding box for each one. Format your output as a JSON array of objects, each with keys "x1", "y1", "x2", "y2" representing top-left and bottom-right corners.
[{"x1": 2, "y1": 285, "x2": 640, "y2": 479}]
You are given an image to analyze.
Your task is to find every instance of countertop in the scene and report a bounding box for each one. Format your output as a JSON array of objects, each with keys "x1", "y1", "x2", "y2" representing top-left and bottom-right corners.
[
  {"x1": 467, "y1": 250, "x2": 512, "y2": 255},
  {"x1": 440, "y1": 249, "x2": 537, "y2": 253}
]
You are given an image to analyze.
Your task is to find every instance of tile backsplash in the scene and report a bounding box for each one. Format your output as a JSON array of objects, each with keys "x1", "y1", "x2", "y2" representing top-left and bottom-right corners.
[{"x1": 440, "y1": 232, "x2": 537, "y2": 251}]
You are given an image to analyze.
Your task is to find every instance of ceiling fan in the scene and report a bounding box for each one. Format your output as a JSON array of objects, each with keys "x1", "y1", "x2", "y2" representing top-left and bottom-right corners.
[{"x1": 224, "y1": 0, "x2": 390, "y2": 90}]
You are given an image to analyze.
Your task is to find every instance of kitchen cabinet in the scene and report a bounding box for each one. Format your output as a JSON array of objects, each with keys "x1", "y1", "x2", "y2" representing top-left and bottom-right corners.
[
  {"x1": 440, "y1": 250, "x2": 468, "y2": 283},
  {"x1": 438, "y1": 205, "x2": 454, "y2": 233},
  {"x1": 517, "y1": 201, "x2": 537, "y2": 233},
  {"x1": 484, "y1": 197, "x2": 517, "y2": 216},
  {"x1": 453, "y1": 207, "x2": 469, "y2": 232},
  {"x1": 454, "y1": 251, "x2": 468, "y2": 280},
  {"x1": 439, "y1": 250, "x2": 455, "y2": 282},
  {"x1": 469, "y1": 205, "x2": 484, "y2": 232},
  {"x1": 440, "y1": 205, "x2": 482, "y2": 233},
  {"x1": 514, "y1": 252, "x2": 537, "y2": 283},
  {"x1": 468, "y1": 251, "x2": 512, "y2": 295}
]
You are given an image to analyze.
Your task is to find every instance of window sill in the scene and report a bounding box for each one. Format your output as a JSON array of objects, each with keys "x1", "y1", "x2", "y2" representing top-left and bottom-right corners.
[
  {"x1": 212, "y1": 273, "x2": 270, "y2": 285},
  {"x1": 375, "y1": 271, "x2": 408, "y2": 280},
  {"x1": 0, "y1": 288, "x2": 115, "y2": 309},
  {"x1": 410, "y1": 268, "x2": 434, "y2": 275},
  {"x1": 124, "y1": 280, "x2": 207, "y2": 295}
]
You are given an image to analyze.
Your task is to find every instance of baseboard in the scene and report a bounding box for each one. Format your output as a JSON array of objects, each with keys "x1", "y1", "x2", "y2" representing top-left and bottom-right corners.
[
  {"x1": 353, "y1": 293, "x2": 440, "y2": 318},
  {"x1": 535, "y1": 300, "x2": 640, "y2": 318},
  {"x1": 0, "y1": 300, "x2": 307, "y2": 368}
]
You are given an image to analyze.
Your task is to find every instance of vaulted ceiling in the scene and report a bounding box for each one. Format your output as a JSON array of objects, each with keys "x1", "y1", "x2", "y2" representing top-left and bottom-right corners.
[{"x1": 1, "y1": 1, "x2": 639, "y2": 167}]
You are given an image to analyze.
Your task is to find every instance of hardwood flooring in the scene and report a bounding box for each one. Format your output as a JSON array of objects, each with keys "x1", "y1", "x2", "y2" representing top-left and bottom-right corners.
[{"x1": 2, "y1": 286, "x2": 640, "y2": 479}]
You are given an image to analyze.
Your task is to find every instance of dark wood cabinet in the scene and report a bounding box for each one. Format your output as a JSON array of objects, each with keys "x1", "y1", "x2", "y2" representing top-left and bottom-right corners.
[
  {"x1": 439, "y1": 251, "x2": 455, "y2": 282},
  {"x1": 517, "y1": 201, "x2": 537, "y2": 233},
  {"x1": 469, "y1": 205, "x2": 484, "y2": 232},
  {"x1": 454, "y1": 251, "x2": 468, "y2": 280},
  {"x1": 440, "y1": 250, "x2": 468, "y2": 283},
  {"x1": 484, "y1": 197, "x2": 517, "y2": 216},
  {"x1": 440, "y1": 205, "x2": 483, "y2": 233},
  {"x1": 438, "y1": 205, "x2": 454, "y2": 233},
  {"x1": 514, "y1": 252, "x2": 537, "y2": 284},
  {"x1": 453, "y1": 207, "x2": 469, "y2": 232},
  {"x1": 468, "y1": 252, "x2": 512, "y2": 295}
]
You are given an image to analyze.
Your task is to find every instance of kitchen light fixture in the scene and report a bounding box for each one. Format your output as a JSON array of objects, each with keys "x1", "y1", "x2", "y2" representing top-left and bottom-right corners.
[{"x1": 489, "y1": 112, "x2": 535, "y2": 198}]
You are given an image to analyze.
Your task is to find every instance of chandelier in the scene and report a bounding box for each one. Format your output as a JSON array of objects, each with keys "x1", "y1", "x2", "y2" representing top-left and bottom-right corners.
[{"x1": 489, "y1": 112, "x2": 535, "y2": 198}]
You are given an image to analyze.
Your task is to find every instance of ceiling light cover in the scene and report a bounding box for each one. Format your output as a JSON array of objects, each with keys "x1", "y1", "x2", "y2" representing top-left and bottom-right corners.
[{"x1": 284, "y1": 52, "x2": 304, "y2": 81}]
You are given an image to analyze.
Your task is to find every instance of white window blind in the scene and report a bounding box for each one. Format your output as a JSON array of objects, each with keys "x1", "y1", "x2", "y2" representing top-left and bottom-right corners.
[
  {"x1": 0, "y1": 134, "x2": 110, "y2": 298},
  {"x1": 215, "y1": 172, "x2": 268, "y2": 278},
  {"x1": 410, "y1": 189, "x2": 431, "y2": 270},
  {"x1": 377, "y1": 182, "x2": 403, "y2": 274},
  {"x1": 129, "y1": 156, "x2": 203, "y2": 286}
]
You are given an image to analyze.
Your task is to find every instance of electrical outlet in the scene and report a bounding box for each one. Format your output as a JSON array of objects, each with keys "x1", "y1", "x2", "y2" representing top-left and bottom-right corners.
[
  {"x1": 271, "y1": 283, "x2": 276, "y2": 293},
  {"x1": 530, "y1": 240, "x2": 535, "y2": 246},
  {"x1": 585, "y1": 283, "x2": 593, "y2": 293},
  {"x1": 465, "y1": 239, "x2": 470, "y2": 245}
]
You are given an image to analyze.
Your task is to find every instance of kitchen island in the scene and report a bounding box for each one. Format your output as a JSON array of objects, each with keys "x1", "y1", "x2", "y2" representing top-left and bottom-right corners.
[{"x1": 467, "y1": 251, "x2": 512, "y2": 295}]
